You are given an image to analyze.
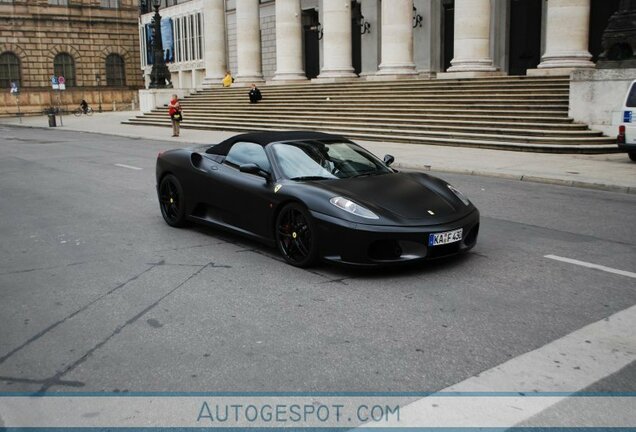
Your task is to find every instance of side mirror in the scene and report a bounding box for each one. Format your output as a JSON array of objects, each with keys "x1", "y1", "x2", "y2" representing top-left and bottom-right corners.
[
  {"x1": 239, "y1": 163, "x2": 270, "y2": 179},
  {"x1": 383, "y1": 154, "x2": 395, "y2": 166}
]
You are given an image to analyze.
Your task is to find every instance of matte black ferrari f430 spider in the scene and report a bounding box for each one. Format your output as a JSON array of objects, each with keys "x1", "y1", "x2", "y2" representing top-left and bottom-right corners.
[{"x1": 156, "y1": 131, "x2": 479, "y2": 267}]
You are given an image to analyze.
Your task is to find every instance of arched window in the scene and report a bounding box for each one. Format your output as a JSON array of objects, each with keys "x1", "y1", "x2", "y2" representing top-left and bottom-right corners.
[
  {"x1": 53, "y1": 53, "x2": 75, "y2": 87},
  {"x1": 105, "y1": 54, "x2": 126, "y2": 86},
  {"x1": 0, "y1": 52, "x2": 21, "y2": 90}
]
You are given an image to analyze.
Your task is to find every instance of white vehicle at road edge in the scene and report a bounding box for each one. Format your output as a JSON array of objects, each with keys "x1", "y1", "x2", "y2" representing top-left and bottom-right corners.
[{"x1": 618, "y1": 79, "x2": 636, "y2": 162}]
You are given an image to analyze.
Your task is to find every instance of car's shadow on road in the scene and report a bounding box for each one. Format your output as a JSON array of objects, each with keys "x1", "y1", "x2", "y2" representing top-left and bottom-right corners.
[{"x1": 186, "y1": 223, "x2": 476, "y2": 282}]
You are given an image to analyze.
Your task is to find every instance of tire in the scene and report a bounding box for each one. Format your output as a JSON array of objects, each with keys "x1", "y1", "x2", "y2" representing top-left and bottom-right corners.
[
  {"x1": 275, "y1": 203, "x2": 319, "y2": 268},
  {"x1": 73, "y1": 108, "x2": 82, "y2": 117},
  {"x1": 158, "y1": 174, "x2": 187, "y2": 227},
  {"x1": 629, "y1": 151, "x2": 636, "y2": 162},
  {"x1": 86, "y1": 107, "x2": 93, "y2": 116}
]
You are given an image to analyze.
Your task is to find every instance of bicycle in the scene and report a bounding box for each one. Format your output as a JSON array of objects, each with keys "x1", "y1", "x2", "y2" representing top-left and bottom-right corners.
[{"x1": 73, "y1": 106, "x2": 94, "y2": 116}]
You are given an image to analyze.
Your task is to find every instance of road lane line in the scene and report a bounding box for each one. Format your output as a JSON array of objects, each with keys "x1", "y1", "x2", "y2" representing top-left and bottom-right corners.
[
  {"x1": 369, "y1": 302, "x2": 636, "y2": 428},
  {"x1": 544, "y1": 254, "x2": 636, "y2": 279},
  {"x1": 114, "y1": 163, "x2": 143, "y2": 171}
]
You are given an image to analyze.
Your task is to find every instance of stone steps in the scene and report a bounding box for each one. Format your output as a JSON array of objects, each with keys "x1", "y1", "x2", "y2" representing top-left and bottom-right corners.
[
  {"x1": 159, "y1": 106, "x2": 570, "y2": 116},
  {"x1": 126, "y1": 119, "x2": 616, "y2": 153},
  {"x1": 126, "y1": 116, "x2": 613, "y2": 144},
  {"x1": 137, "y1": 111, "x2": 586, "y2": 129},
  {"x1": 133, "y1": 113, "x2": 593, "y2": 137},
  {"x1": 127, "y1": 76, "x2": 615, "y2": 153}
]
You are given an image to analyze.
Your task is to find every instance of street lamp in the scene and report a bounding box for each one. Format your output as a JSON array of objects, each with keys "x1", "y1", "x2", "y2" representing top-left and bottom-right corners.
[
  {"x1": 149, "y1": 0, "x2": 173, "y2": 89},
  {"x1": 95, "y1": 73, "x2": 103, "y2": 113}
]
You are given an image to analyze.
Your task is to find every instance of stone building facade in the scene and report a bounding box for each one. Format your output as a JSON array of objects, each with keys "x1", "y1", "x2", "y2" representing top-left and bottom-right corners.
[
  {"x1": 138, "y1": 0, "x2": 633, "y2": 134},
  {"x1": 139, "y1": 0, "x2": 623, "y2": 87},
  {"x1": 0, "y1": 0, "x2": 143, "y2": 115}
]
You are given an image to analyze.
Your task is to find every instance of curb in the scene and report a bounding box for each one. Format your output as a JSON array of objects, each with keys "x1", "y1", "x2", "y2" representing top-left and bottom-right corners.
[{"x1": 394, "y1": 162, "x2": 635, "y2": 195}]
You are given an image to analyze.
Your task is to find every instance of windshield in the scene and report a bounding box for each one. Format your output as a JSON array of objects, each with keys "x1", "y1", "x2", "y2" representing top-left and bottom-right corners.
[{"x1": 270, "y1": 140, "x2": 392, "y2": 180}]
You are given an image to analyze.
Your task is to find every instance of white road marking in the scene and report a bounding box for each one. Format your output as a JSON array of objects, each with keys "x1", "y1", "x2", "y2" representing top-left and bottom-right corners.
[
  {"x1": 368, "y1": 302, "x2": 636, "y2": 428},
  {"x1": 114, "y1": 163, "x2": 143, "y2": 171},
  {"x1": 545, "y1": 254, "x2": 636, "y2": 279}
]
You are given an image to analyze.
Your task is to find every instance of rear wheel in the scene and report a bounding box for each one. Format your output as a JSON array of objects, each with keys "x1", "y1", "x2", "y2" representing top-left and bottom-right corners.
[
  {"x1": 73, "y1": 108, "x2": 82, "y2": 117},
  {"x1": 275, "y1": 203, "x2": 318, "y2": 267},
  {"x1": 629, "y1": 151, "x2": 636, "y2": 162},
  {"x1": 158, "y1": 174, "x2": 187, "y2": 227}
]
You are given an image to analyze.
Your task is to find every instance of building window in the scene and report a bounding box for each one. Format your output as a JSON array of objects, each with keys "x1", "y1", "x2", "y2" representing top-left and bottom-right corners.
[
  {"x1": 48, "y1": 0, "x2": 68, "y2": 5},
  {"x1": 0, "y1": 52, "x2": 21, "y2": 89},
  {"x1": 172, "y1": 12, "x2": 203, "y2": 64},
  {"x1": 196, "y1": 12, "x2": 202, "y2": 60},
  {"x1": 53, "y1": 53, "x2": 75, "y2": 87},
  {"x1": 100, "y1": 0, "x2": 120, "y2": 8},
  {"x1": 105, "y1": 54, "x2": 126, "y2": 86}
]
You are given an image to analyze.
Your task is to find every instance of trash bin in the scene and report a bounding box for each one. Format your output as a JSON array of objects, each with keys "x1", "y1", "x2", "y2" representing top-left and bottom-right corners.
[
  {"x1": 44, "y1": 108, "x2": 56, "y2": 127},
  {"x1": 47, "y1": 113, "x2": 56, "y2": 127}
]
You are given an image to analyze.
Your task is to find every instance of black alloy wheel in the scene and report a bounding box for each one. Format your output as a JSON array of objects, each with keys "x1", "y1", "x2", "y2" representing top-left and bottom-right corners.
[
  {"x1": 275, "y1": 203, "x2": 318, "y2": 267},
  {"x1": 158, "y1": 174, "x2": 186, "y2": 227}
]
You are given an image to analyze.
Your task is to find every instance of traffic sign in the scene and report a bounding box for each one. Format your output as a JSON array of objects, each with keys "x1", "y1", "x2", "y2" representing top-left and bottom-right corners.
[{"x1": 51, "y1": 75, "x2": 59, "y2": 90}]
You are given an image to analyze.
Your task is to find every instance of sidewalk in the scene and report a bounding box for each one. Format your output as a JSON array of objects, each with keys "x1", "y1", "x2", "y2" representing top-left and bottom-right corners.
[{"x1": 2, "y1": 111, "x2": 634, "y2": 194}]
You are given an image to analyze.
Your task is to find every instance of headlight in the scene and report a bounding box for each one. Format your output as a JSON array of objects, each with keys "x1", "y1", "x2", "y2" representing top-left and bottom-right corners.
[
  {"x1": 330, "y1": 196, "x2": 379, "y2": 219},
  {"x1": 447, "y1": 184, "x2": 470, "y2": 206}
]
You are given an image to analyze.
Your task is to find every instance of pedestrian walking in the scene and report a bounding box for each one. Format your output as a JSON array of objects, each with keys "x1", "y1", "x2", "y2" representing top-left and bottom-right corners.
[
  {"x1": 168, "y1": 94, "x2": 182, "y2": 137},
  {"x1": 248, "y1": 83, "x2": 262, "y2": 103}
]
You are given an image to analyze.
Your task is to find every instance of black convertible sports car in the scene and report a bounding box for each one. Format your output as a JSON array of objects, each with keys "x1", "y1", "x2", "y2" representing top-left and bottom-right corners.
[{"x1": 156, "y1": 131, "x2": 479, "y2": 267}]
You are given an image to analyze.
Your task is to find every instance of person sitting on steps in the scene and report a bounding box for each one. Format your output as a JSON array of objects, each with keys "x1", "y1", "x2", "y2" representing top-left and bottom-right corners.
[{"x1": 249, "y1": 83, "x2": 262, "y2": 104}]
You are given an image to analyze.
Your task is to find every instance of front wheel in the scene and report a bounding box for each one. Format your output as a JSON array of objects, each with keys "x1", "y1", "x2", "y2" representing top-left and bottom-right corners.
[
  {"x1": 158, "y1": 174, "x2": 187, "y2": 227},
  {"x1": 275, "y1": 203, "x2": 318, "y2": 267},
  {"x1": 629, "y1": 151, "x2": 636, "y2": 162},
  {"x1": 86, "y1": 107, "x2": 94, "y2": 116}
]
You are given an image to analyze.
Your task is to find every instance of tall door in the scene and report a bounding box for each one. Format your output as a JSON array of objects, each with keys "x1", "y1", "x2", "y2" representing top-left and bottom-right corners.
[
  {"x1": 589, "y1": 0, "x2": 620, "y2": 61},
  {"x1": 442, "y1": 0, "x2": 454, "y2": 72},
  {"x1": 508, "y1": 0, "x2": 542, "y2": 75},
  {"x1": 351, "y1": 0, "x2": 362, "y2": 75},
  {"x1": 302, "y1": 9, "x2": 320, "y2": 79}
]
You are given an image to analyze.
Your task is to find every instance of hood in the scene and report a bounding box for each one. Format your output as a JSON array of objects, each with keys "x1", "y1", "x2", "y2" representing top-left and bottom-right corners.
[{"x1": 318, "y1": 172, "x2": 469, "y2": 224}]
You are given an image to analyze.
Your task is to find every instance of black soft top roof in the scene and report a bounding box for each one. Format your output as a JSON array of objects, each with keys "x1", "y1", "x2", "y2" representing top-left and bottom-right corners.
[{"x1": 206, "y1": 131, "x2": 347, "y2": 155}]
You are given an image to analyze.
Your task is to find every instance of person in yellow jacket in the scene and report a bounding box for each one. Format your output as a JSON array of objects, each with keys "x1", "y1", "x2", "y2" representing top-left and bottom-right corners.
[{"x1": 222, "y1": 71, "x2": 233, "y2": 87}]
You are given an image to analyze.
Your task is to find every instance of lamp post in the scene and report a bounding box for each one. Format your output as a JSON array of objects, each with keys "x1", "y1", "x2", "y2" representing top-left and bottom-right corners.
[
  {"x1": 95, "y1": 73, "x2": 103, "y2": 113},
  {"x1": 149, "y1": 0, "x2": 172, "y2": 89}
]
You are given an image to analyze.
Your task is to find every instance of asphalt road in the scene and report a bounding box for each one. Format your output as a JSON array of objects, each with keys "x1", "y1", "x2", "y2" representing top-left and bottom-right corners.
[{"x1": 0, "y1": 125, "x2": 635, "y2": 394}]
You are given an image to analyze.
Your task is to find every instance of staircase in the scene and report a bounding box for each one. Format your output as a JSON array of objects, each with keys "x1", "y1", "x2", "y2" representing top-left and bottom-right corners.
[{"x1": 125, "y1": 76, "x2": 617, "y2": 153}]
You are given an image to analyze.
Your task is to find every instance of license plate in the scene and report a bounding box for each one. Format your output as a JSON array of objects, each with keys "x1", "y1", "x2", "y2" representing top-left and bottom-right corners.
[{"x1": 428, "y1": 228, "x2": 463, "y2": 246}]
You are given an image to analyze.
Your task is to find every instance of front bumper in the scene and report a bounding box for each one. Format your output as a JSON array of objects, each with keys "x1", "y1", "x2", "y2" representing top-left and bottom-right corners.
[{"x1": 311, "y1": 209, "x2": 480, "y2": 266}]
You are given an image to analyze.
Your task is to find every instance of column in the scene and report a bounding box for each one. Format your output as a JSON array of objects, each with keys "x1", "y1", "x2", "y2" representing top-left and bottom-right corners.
[
  {"x1": 377, "y1": 0, "x2": 416, "y2": 76},
  {"x1": 202, "y1": 0, "x2": 227, "y2": 87},
  {"x1": 535, "y1": 0, "x2": 594, "y2": 72},
  {"x1": 272, "y1": 0, "x2": 307, "y2": 81},
  {"x1": 235, "y1": 0, "x2": 264, "y2": 83},
  {"x1": 317, "y1": 0, "x2": 356, "y2": 79},
  {"x1": 446, "y1": 0, "x2": 497, "y2": 74}
]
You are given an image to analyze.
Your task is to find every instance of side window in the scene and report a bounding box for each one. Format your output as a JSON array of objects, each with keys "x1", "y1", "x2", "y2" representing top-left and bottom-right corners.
[
  {"x1": 627, "y1": 83, "x2": 636, "y2": 108},
  {"x1": 225, "y1": 142, "x2": 271, "y2": 172}
]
